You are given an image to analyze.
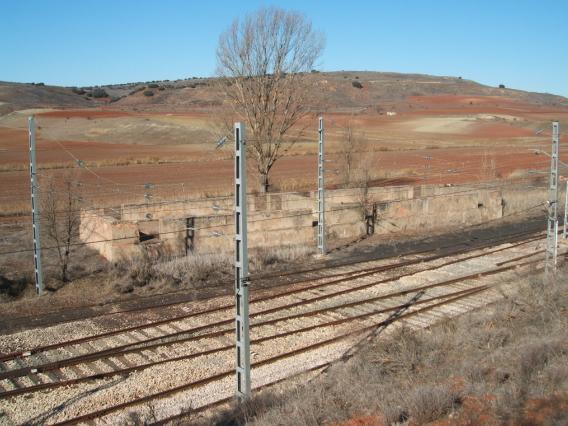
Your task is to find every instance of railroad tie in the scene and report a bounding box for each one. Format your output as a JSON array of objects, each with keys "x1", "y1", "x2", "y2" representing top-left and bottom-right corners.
[
  {"x1": 7, "y1": 377, "x2": 22, "y2": 390},
  {"x1": 100, "y1": 358, "x2": 123, "y2": 373},
  {"x1": 84, "y1": 360, "x2": 106, "y2": 375},
  {"x1": 44, "y1": 369, "x2": 67, "y2": 384},
  {"x1": 81, "y1": 341, "x2": 104, "y2": 356},
  {"x1": 167, "y1": 323, "x2": 185, "y2": 333},
  {"x1": 114, "y1": 354, "x2": 136, "y2": 369},
  {"x1": 67, "y1": 365, "x2": 85, "y2": 380}
]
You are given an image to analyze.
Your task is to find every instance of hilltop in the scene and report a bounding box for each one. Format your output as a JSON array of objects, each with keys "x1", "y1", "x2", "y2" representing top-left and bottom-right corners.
[
  {"x1": 1, "y1": 71, "x2": 567, "y2": 116},
  {"x1": 0, "y1": 81, "x2": 92, "y2": 115}
]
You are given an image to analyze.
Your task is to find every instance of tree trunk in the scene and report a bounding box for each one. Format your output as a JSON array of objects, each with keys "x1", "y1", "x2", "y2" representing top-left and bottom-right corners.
[
  {"x1": 259, "y1": 172, "x2": 270, "y2": 193},
  {"x1": 61, "y1": 261, "x2": 68, "y2": 283}
]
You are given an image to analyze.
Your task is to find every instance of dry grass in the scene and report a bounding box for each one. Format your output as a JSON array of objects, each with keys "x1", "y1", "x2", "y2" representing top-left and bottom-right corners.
[
  {"x1": 0, "y1": 154, "x2": 233, "y2": 173},
  {"x1": 110, "y1": 244, "x2": 315, "y2": 294},
  {"x1": 0, "y1": 200, "x2": 30, "y2": 217},
  {"x1": 269, "y1": 177, "x2": 314, "y2": 193},
  {"x1": 205, "y1": 270, "x2": 568, "y2": 426}
]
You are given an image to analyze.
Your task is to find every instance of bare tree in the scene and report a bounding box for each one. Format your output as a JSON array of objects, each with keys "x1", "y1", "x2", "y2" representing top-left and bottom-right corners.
[
  {"x1": 42, "y1": 173, "x2": 81, "y2": 283},
  {"x1": 216, "y1": 7, "x2": 325, "y2": 192},
  {"x1": 338, "y1": 119, "x2": 377, "y2": 232},
  {"x1": 342, "y1": 123, "x2": 357, "y2": 186},
  {"x1": 340, "y1": 118, "x2": 369, "y2": 187}
]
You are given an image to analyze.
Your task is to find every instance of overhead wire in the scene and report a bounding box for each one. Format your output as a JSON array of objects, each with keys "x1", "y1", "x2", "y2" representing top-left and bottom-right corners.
[
  {"x1": 2, "y1": 117, "x2": 556, "y2": 257},
  {"x1": 0, "y1": 175, "x2": 548, "y2": 224},
  {"x1": 0, "y1": 179, "x2": 548, "y2": 257},
  {"x1": 43, "y1": 173, "x2": 554, "y2": 215}
]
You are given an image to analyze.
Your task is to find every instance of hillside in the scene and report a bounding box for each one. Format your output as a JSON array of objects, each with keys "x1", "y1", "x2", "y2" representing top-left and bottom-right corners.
[
  {"x1": 1, "y1": 71, "x2": 567, "y2": 116},
  {"x1": 106, "y1": 71, "x2": 568, "y2": 113},
  {"x1": 0, "y1": 81, "x2": 93, "y2": 115}
]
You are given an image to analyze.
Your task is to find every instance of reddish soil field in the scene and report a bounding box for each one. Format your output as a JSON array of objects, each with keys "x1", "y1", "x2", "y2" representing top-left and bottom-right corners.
[
  {"x1": 408, "y1": 94, "x2": 563, "y2": 111},
  {"x1": 0, "y1": 127, "x2": 34, "y2": 165},
  {"x1": 410, "y1": 95, "x2": 524, "y2": 106},
  {"x1": 2, "y1": 94, "x2": 567, "y2": 217},
  {"x1": 36, "y1": 109, "x2": 212, "y2": 120},
  {"x1": 37, "y1": 109, "x2": 134, "y2": 119},
  {"x1": 0, "y1": 133, "x2": 211, "y2": 165},
  {"x1": 0, "y1": 145, "x2": 563, "y2": 213},
  {"x1": 406, "y1": 95, "x2": 568, "y2": 116}
]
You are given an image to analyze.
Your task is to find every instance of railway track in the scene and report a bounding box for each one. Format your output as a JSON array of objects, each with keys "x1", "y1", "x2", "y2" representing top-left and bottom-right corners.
[
  {"x1": 0, "y1": 220, "x2": 543, "y2": 335},
  {"x1": 0, "y1": 228, "x2": 543, "y2": 365},
  {"x1": 0, "y1": 226, "x2": 543, "y2": 364},
  {"x1": 0, "y1": 231, "x2": 557, "y2": 425}
]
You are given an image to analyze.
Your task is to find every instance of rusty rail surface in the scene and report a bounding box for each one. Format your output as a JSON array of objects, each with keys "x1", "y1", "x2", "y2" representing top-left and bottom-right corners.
[
  {"x1": 48, "y1": 284, "x2": 503, "y2": 426},
  {"x1": 0, "y1": 231, "x2": 543, "y2": 364},
  {"x1": 0, "y1": 253, "x2": 547, "y2": 400},
  {"x1": 0, "y1": 226, "x2": 542, "y2": 337}
]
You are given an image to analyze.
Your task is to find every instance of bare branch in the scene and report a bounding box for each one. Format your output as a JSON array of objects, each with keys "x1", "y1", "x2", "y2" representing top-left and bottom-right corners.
[
  {"x1": 41, "y1": 172, "x2": 81, "y2": 283},
  {"x1": 216, "y1": 7, "x2": 325, "y2": 192}
]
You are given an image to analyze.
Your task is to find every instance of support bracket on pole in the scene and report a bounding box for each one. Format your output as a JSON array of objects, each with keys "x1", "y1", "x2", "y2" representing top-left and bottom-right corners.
[
  {"x1": 234, "y1": 122, "x2": 251, "y2": 400},
  {"x1": 28, "y1": 116, "x2": 44, "y2": 295},
  {"x1": 545, "y1": 121, "x2": 560, "y2": 273},
  {"x1": 317, "y1": 117, "x2": 326, "y2": 255}
]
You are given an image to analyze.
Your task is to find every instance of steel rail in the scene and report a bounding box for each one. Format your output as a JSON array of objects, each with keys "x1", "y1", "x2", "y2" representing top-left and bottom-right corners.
[
  {"x1": 0, "y1": 232, "x2": 544, "y2": 365},
  {"x1": 48, "y1": 284, "x2": 497, "y2": 426},
  {"x1": 0, "y1": 224, "x2": 543, "y2": 335},
  {"x1": 0, "y1": 251, "x2": 547, "y2": 392},
  {"x1": 0, "y1": 285, "x2": 486, "y2": 398}
]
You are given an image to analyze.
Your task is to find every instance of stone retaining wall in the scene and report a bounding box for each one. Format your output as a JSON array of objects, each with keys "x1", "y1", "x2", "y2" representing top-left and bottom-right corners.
[{"x1": 80, "y1": 180, "x2": 553, "y2": 261}]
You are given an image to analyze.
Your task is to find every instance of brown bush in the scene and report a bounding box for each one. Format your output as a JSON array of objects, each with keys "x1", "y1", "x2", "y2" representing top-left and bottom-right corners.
[{"x1": 111, "y1": 245, "x2": 314, "y2": 294}]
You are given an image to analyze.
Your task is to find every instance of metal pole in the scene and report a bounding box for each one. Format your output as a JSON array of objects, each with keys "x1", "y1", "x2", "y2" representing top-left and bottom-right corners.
[
  {"x1": 28, "y1": 116, "x2": 44, "y2": 295},
  {"x1": 545, "y1": 121, "x2": 560, "y2": 272},
  {"x1": 564, "y1": 180, "x2": 568, "y2": 239},
  {"x1": 234, "y1": 122, "x2": 251, "y2": 400},
  {"x1": 317, "y1": 117, "x2": 326, "y2": 254}
]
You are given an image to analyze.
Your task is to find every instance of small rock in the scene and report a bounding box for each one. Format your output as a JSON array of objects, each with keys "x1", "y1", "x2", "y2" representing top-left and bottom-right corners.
[{"x1": 45, "y1": 278, "x2": 66, "y2": 292}]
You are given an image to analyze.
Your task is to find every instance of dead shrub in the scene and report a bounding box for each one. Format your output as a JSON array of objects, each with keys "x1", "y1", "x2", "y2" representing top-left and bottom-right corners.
[
  {"x1": 112, "y1": 250, "x2": 158, "y2": 288},
  {"x1": 110, "y1": 244, "x2": 313, "y2": 294},
  {"x1": 251, "y1": 245, "x2": 314, "y2": 270},
  {"x1": 519, "y1": 339, "x2": 567, "y2": 380},
  {"x1": 155, "y1": 253, "x2": 233, "y2": 289},
  {"x1": 388, "y1": 383, "x2": 461, "y2": 425},
  {"x1": 0, "y1": 274, "x2": 29, "y2": 298}
]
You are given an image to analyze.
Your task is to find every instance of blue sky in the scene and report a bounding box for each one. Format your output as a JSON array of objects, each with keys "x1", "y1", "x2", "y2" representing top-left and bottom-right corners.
[{"x1": 2, "y1": 0, "x2": 567, "y2": 97}]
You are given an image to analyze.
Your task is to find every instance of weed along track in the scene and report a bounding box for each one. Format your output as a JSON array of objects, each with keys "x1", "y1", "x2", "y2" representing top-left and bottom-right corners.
[{"x1": 0, "y1": 231, "x2": 558, "y2": 424}]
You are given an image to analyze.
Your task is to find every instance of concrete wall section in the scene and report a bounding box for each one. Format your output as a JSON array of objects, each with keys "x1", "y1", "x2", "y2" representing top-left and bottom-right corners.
[
  {"x1": 80, "y1": 210, "x2": 139, "y2": 262},
  {"x1": 374, "y1": 190, "x2": 502, "y2": 235},
  {"x1": 80, "y1": 181, "x2": 548, "y2": 261}
]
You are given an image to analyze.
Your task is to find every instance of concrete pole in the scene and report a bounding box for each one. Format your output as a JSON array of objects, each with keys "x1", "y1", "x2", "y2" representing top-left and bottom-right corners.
[
  {"x1": 317, "y1": 117, "x2": 326, "y2": 255},
  {"x1": 545, "y1": 121, "x2": 559, "y2": 272},
  {"x1": 28, "y1": 116, "x2": 44, "y2": 295},
  {"x1": 234, "y1": 122, "x2": 251, "y2": 400}
]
